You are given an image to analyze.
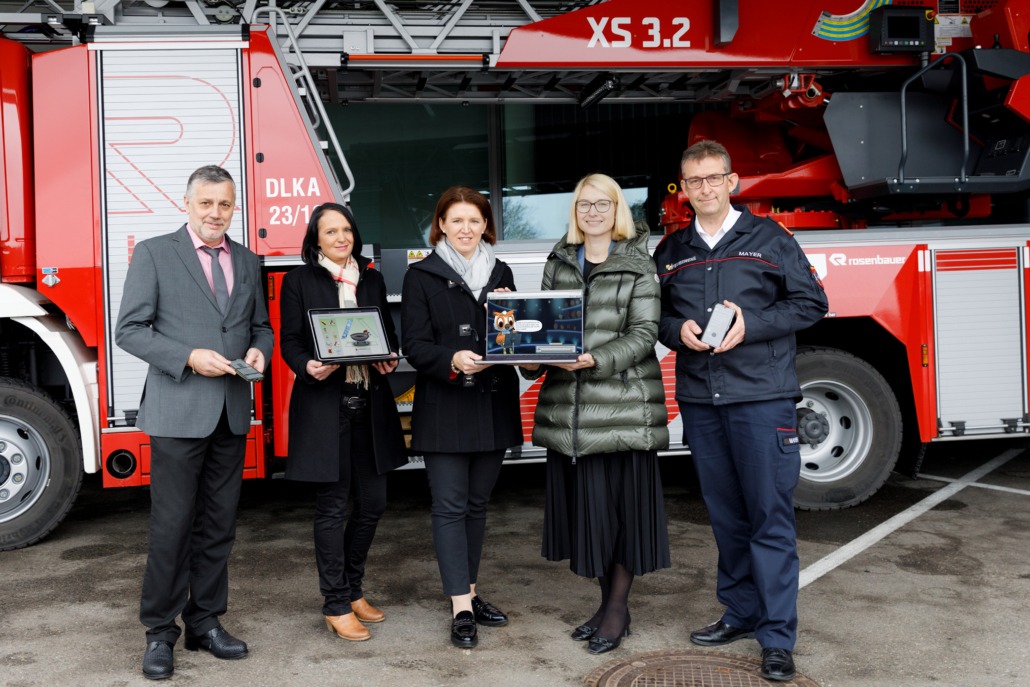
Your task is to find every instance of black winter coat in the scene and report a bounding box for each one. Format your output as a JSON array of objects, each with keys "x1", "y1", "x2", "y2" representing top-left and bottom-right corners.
[
  {"x1": 279, "y1": 259, "x2": 407, "y2": 480},
  {"x1": 400, "y1": 251, "x2": 523, "y2": 454}
]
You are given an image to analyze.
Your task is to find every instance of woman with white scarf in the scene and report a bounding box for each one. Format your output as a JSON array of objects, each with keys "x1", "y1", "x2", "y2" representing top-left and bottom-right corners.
[
  {"x1": 401, "y1": 186, "x2": 523, "y2": 649},
  {"x1": 279, "y1": 203, "x2": 407, "y2": 642}
]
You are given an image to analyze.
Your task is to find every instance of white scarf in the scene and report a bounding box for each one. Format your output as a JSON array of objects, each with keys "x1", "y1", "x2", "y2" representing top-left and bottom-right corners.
[
  {"x1": 317, "y1": 252, "x2": 369, "y2": 389},
  {"x1": 434, "y1": 238, "x2": 496, "y2": 301}
]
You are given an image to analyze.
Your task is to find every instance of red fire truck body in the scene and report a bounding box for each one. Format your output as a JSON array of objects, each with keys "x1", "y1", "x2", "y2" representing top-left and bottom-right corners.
[
  {"x1": 0, "y1": 0, "x2": 1028, "y2": 550},
  {"x1": 0, "y1": 23, "x2": 340, "y2": 550}
]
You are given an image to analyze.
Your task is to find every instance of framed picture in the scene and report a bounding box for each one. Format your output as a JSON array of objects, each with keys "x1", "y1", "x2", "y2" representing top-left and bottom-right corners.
[{"x1": 306, "y1": 307, "x2": 396, "y2": 363}]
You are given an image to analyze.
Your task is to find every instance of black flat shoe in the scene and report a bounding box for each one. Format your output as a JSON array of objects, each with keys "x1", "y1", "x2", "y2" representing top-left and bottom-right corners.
[
  {"x1": 142, "y1": 640, "x2": 174, "y2": 680},
  {"x1": 451, "y1": 610, "x2": 478, "y2": 648},
  {"x1": 184, "y1": 626, "x2": 248, "y2": 660},
  {"x1": 570, "y1": 624, "x2": 596, "y2": 641},
  {"x1": 760, "y1": 648, "x2": 796, "y2": 681},
  {"x1": 689, "y1": 619, "x2": 755, "y2": 647},
  {"x1": 471, "y1": 595, "x2": 508, "y2": 627}
]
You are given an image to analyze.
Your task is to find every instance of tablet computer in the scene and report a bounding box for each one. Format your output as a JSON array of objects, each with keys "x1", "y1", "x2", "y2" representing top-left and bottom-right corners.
[
  {"x1": 307, "y1": 307, "x2": 397, "y2": 363},
  {"x1": 478, "y1": 290, "x2": 584, "y2": 364}
]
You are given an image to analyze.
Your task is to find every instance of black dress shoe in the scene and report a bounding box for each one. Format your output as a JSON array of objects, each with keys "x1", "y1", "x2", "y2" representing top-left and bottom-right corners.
[
  {"x1": 471, "y1": 595, "x2": 508, "y2": 627},
  {"x1": 142, "y1": 641, "x2": 174, "y2": 680},
  {"x1": 184, "y1": 626, "x2": 248, "y2": 659},
  {"x1": 586, "y1": 624, "x2": 630, "y2": 655},
  {"x1": 586, "y1": 634, "x2": 621, "y2": 655},
  {"x1": 570, "y1": 624, "x2": 596, "y2": 641},
  {"x1": 451, "y1": 610, "x2": 478, "y2": 648},
  {"x1": 760, "y1": 648, "x2": 796, "y2": 681},
  {"x1": 689, "y1": 619, "x2": 755, "y2": 647}
]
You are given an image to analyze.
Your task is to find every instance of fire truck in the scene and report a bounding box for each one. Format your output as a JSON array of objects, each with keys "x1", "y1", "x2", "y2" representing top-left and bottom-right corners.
[{"x1": 0, "y1": 0, "x2": 1027, "y2": 550}]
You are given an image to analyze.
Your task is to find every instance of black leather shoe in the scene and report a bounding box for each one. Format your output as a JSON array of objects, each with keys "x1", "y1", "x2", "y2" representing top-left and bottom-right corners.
[
  {"x1": 184, "y1": 626, "x2": 248, "y2": 659},
  {"x1": 570, "y1": 624, "x2": 596, "y2": 641},
  {"x1": 142, "y1": 641, "x2": 174, "y2": 680},
  {"x1": 471, "y1": 595, "x2": 508, "y2": 627},
  {"x1": 451, "y1": 610, "x2": 478, "y2": 648},
  {"x1": 586, "y1": 634, "x2": 621, "y2": 654},
  {"x1": 689, "y1": 619, "x2": 755, "y2": 647},
  {"x1": 760, "y1": 648, "x2": 796, "y2": 681},
  {"x1": 586, "y1": 623, "x2": 630, "y2": 655}
]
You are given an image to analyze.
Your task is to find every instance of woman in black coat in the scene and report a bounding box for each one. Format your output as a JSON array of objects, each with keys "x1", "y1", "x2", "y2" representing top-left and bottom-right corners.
[
  {"x1": 401, "y1": 185, "x2": 522, "y2": 649},
  {"x1": 279, "y1": 203, "x2": 406, "y2": 642}
]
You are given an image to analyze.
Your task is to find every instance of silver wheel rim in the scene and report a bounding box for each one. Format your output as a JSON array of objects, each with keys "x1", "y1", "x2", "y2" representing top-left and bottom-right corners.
[
  {"x1": 797, "y1": 378, "x2": 875, "y2": 483},
  {"x1": 0, "y1": 414, "x2": 51, "y2": 525}
]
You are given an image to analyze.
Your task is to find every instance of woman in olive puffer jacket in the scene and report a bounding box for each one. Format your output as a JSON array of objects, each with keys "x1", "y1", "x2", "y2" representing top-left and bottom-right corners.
[{"x1": 522, "y1": 173, "x2": 669, "y2": 656}]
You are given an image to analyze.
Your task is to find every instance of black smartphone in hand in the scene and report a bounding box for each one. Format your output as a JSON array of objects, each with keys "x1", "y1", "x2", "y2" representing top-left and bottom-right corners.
[{"x1": 231, "y1": 359, "x2": 264, "y2": 382}]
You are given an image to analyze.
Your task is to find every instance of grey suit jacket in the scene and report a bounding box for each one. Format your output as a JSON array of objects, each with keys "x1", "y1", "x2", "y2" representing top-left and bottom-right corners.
[{"x1": 115, "y1": 225, "x2": 274, "y2": 438}]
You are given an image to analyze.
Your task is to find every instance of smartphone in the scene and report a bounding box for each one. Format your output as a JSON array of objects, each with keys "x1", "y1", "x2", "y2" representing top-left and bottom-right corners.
[
  {"x1": 231, "y1": 359, "x2": 264, "y2": 382},
  {"x1": 700, "y1": 303, "x2": 735, "y2": 348}
]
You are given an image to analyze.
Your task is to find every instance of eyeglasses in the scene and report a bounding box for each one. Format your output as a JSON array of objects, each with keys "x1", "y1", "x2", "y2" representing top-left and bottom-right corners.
[
  {"x1": 575, "y1": 199, "x2": 613, "y2": 213},
  {"x1": 683, "y1": 173, "x2": 732, "y2": 189}
]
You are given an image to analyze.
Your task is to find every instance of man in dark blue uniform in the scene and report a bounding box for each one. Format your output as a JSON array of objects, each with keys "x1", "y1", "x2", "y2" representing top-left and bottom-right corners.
[{"x1": 655, "y1": 140, "x2": 828, "y2": 682}]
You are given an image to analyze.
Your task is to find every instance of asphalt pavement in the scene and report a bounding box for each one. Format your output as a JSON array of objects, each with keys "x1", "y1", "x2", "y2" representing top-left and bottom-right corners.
[{"x1": 1, "y1": 439, "x2": 1028, "y2": 687}]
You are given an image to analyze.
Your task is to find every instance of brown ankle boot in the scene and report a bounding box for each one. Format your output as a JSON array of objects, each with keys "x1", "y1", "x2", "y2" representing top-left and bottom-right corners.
[
  {"x1": 325, "y1": 613, "x2": 371, "y2": 641},
  {"x1": 351, "y1": 597, "x2": 385, "y2": 623}
]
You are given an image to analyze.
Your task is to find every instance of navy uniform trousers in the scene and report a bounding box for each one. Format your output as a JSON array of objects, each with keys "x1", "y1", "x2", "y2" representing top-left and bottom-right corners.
[{"x1": 680, "y1": 398, "x2": 801, "y2": 651}]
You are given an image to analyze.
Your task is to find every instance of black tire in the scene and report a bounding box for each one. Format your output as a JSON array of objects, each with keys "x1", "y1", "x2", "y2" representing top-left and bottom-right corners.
[
  {"x1": 0, "y1": 377, "x2": 82, "y2": 551},
  {"x1": 793, "y1": 347, "x2": 902, "y2": 510}
]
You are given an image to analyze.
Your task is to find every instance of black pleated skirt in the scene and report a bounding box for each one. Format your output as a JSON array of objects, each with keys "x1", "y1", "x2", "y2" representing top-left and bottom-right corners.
[{"x1": 542, "y1": 449, "x2": 671, "y2": 579}]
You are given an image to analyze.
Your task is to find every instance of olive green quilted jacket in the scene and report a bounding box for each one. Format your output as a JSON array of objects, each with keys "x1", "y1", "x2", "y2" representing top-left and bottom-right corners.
[{"x1": 526, "y1": 229, "x2": 669, "y2": 457}]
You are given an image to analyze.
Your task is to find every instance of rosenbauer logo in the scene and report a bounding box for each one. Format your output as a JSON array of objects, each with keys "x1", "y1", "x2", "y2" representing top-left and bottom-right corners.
[
  {"x1": 833, "y1": 253, "x2": 907, "y2": 266},
  {"x1": 806, "y1": 252, "x2": 907, "y2": 279}
]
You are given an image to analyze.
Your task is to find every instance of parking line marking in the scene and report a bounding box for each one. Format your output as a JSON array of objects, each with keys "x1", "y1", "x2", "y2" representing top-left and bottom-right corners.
[
  {"x1": 799, "y1": 448, "x2": 1023, "y2": 589},
  {"x1": 916, "y1": 474, "x2": 1030, "y2": 497}
]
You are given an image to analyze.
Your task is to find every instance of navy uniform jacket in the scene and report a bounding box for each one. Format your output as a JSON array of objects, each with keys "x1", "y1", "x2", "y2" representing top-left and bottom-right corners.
[{"x1": 654, "y1": 207, "x2": 828, "y2": 406}]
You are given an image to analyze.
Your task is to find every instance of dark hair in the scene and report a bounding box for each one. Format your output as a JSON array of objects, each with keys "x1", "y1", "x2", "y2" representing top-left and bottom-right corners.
[
  {"x1": 301, "y1": 202, "x2": 363, "y2": 265},
  {"x1": 186, "y1": 165, "x2": 235, "y2": 198},
  {"x1": 428, "y1": 185, "x2": 496, "y2": 245}
]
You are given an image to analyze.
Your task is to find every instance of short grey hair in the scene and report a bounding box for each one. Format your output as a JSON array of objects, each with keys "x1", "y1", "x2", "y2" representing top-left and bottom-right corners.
[
  {"x1": 186, "y1": 165, "x2": 235, "y2": 198},
  {"x1": 680, "y1": 140, "x2": 732, "y2": 173}
]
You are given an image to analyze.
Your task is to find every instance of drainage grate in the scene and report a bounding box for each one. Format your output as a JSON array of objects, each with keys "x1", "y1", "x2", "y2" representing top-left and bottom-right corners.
[{"x1": 583, "y1": 649, "x2": 821, "y2": 687}]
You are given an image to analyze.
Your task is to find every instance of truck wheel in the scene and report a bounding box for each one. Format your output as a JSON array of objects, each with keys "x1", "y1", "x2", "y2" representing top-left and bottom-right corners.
[
  {"x1": 793, "y1": 347, "x2": 901, "y2": 510},
  {"x1": 0, "y1": 378, "x2": 82, "y2": 551}
]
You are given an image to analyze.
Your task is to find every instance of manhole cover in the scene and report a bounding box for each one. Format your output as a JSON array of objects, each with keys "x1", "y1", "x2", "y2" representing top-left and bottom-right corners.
[{"x1": 583, "y1": 649, "x2": 821, "y2": 687}]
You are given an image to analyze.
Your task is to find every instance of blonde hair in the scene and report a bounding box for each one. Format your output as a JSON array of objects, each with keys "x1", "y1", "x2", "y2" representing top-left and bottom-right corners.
[{"x1": 565, "y1": 173, "x2": 636, "y2": 245}]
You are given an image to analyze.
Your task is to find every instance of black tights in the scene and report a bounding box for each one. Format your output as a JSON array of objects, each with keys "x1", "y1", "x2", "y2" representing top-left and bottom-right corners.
[{"x1": 585, "y1": 561, "x2": 634, "y2": 640}]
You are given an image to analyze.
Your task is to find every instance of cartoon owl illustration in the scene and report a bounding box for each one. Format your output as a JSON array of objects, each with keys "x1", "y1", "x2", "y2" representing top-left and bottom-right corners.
[{"x1": 493, "y1": 309, "x2": 520, "y2": 355}]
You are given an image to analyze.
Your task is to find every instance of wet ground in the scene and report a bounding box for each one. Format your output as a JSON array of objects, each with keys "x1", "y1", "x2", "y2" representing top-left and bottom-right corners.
[{"x1": 1, "y1": 439, "x2": 1028, "y2": 687}]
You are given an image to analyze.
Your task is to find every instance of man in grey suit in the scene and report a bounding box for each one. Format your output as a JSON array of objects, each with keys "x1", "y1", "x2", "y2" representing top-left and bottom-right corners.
[{"x1": 116, "y1": 165, "x2": 273, "y2": 680}]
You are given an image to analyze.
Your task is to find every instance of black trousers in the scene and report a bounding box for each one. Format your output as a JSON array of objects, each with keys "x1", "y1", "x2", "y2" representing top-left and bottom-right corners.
[
  {"x1": 423, "y1": 450, "x2": 505, "y2": 596},
  {"x1": 314, "y1": 404, "x2": 388, "y2": 616},
  {"x1": 140, "y1": 408, "x2": 246, "y2": 644}
]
